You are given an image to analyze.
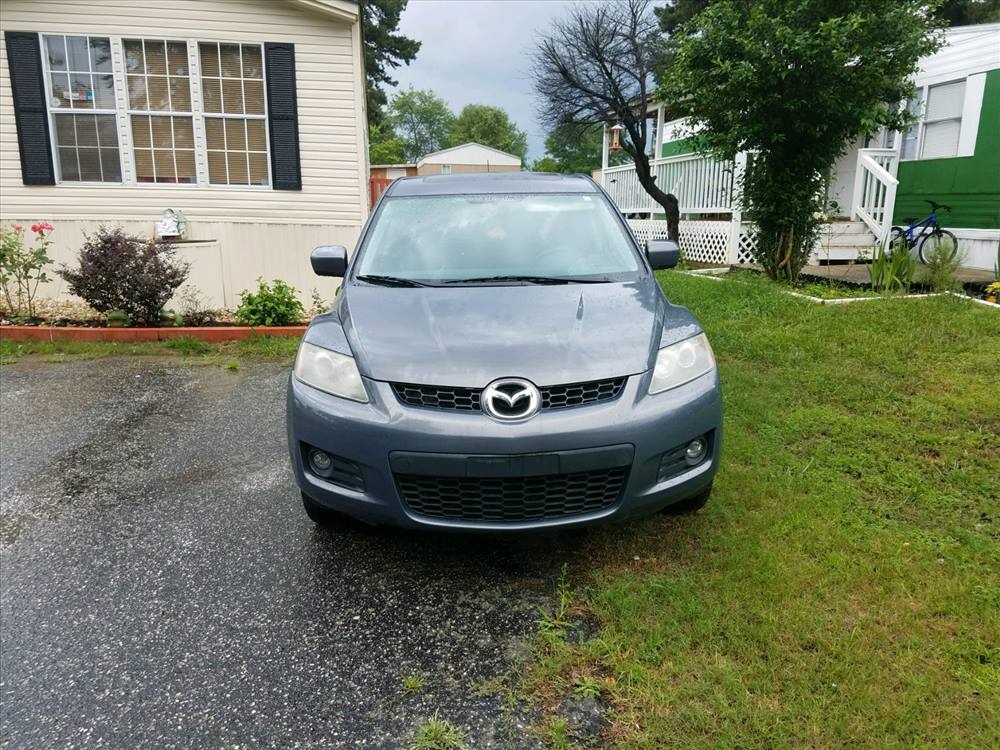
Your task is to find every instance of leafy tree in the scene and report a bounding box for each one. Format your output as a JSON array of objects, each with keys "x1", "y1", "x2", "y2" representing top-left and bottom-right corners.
[
  {"x1": 387, "y1": 88, "x2": 455, "y2": 162},
  {"x1": 533, "y1": 123, "x2": 629, "y2": 174},
  {"x1": 361, "y1": 0, "x2": 421, "y2": 126},
  {"x1": 368, "y1": 122, "x2": 407, "y2": 164},
  {"x1": 664, "y1": 0, "x2": 942, "y2": 281},
  {"x1": 934, "y1": 0, "x2": 1000, "y2": 24},
  {"x1": 654, "y1": 0, "x2": 708, "y2": 34},
  {"x1": 448, "y1": 104, "x2": 528, "y2": 162},
  {"x1": 531, "y1": 0, "x2": 679, "y2": 237},
  {"x1": 531, "y1": 156, "x2": 560, "y2": 173}
]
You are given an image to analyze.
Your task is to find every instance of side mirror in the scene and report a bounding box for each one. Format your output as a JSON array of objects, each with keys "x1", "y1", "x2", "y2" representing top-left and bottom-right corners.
[
  {"x1": 311, "y1": 245, "x2": 348, "y2": 277},
  {"x1": 646, "y1": 239, "x2": 680, "y2": 270}
]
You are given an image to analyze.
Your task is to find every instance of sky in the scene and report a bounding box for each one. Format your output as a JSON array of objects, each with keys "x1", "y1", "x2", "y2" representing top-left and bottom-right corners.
[{"x1": 389, "y1": 0, "x2": 581, "y2": 163}]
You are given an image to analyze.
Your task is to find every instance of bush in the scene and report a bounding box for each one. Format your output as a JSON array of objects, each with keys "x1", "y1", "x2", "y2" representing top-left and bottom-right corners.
[
  {"x1": 177, "y1": 285, "x2": 226, "y2": 326},
  {"x1": 234, "y1": 278, "x2": 304, "y2": 326},
  {"x1": 0, "y1": 222, "x2": 54, "y2": 319},
  {"x1": 57, "y1": 226, "x2": 189, "y2": 326},
  {"x1": 920, "y1": 236, "x2": 965, "y2": 293}
]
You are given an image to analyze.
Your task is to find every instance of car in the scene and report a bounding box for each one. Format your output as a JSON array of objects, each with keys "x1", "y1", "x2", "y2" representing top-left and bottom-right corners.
[{"x1": 287, "y1": 172, "x2": 722, "y2": 531}]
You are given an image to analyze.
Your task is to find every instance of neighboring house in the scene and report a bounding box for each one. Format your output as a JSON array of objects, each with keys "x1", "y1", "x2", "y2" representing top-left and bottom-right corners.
[
  {"x1": 600, "y1": 23, "x2": 1000, "y2": 271},
  {"x1": 0, "y1": 0, "x2": 368, "y2": 308},
  {"x1": 415, "y1": 142, "x2": 521, "y2": 175}
]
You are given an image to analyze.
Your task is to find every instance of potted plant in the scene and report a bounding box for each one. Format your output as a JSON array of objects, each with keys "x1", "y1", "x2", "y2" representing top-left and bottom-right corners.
[{"x1": 985, "y1": 281, "x2": 999, "y2": 304}]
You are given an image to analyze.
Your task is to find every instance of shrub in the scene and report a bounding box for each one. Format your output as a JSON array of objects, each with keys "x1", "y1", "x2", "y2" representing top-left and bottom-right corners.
[
  {"x1": 0, "y1": 222, "x2": 54, "y2": 319},
  {"x1": 920, "y1": 236, "x2": 965, "y2": 293},
  {"x1": 177, "y1": 285, "x2": 226, "y2": 326},
  {"x1": 57, "y1": 226, "x2": 189, "y2": 326},
  {"x1": 234, "y1": 278, "x2": 304, "y2": 326},
  {"x1": 868, "y1": 237, "x2": 914, "y2": 294}
]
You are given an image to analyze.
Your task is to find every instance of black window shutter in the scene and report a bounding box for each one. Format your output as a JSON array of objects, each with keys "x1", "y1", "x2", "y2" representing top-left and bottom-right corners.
[
  {"x1": 4, "y1": 31, "x2": 55, "y2": 185},
  {"x1": 264, "y1": 42, "x2": 302, "y2": 191}
]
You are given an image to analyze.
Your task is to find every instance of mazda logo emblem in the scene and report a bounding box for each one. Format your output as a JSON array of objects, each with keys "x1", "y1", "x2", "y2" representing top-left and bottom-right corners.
[{"x1": 481, "y1": 378, "x2": 540, "y2": 421}]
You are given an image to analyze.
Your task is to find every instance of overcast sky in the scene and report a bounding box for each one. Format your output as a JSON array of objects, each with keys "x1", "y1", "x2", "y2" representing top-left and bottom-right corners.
[{"x1": 389, "y1": 0, "x2": 581, "y2": 163}]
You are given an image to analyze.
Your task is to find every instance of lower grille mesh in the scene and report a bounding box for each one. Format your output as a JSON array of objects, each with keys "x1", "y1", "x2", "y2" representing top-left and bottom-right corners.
[{"x1": 395, "y1": 467, "x2": 628, "y2": 522}]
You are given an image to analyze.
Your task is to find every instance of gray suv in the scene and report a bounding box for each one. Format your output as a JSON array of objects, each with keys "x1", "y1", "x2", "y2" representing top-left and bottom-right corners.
[{"x1": 287, "y1": 173, "x2": 722, "y2": 530}]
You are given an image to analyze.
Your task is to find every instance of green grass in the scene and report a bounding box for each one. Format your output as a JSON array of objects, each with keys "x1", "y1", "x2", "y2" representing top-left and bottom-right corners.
[
  {"x1": 409, "y1": 715, "x2": 467, "y2": 750},
  {"x1": 529, "y1": 271, "x2": 1000, "y2": 748},
  {"x1": 0, "y1": 334, "x2": 300, "y2": 367},
  {"x1": 402, "y1": 674, "x2": 425, "y2": 694}
]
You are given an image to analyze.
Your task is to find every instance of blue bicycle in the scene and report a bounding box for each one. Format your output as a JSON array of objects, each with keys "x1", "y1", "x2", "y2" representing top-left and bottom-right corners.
[{"x1": 889, "y1": 200, "x2": 958, "y2": 265}]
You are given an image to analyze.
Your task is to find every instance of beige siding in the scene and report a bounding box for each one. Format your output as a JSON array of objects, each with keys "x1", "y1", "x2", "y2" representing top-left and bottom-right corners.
[
  {"x1": 416, "y1": 164, "x2": 522, "y2": 176},
  {"x1": 0, "y1": 0, "x2": 368, "y2": 306},
  {"x1": 1, "y1": 0, "x2": 366, "y2": 223}
]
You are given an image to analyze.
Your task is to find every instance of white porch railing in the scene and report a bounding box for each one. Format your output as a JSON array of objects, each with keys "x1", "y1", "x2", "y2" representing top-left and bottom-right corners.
[
  {"x1": 602, "y1": 152, "x2": 736, "y2": 214},
  {"x1": 851, "y1": 148, "x2": 899, "y2": 244}
]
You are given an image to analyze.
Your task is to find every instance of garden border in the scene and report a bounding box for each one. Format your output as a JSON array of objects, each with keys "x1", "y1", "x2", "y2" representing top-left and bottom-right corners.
[
  {"x1": 679, "y1": 268, "x2": 1000, "y2": 308},
  {"x1": 0, "y1": 325, "x2": 307, "y2": 343}
]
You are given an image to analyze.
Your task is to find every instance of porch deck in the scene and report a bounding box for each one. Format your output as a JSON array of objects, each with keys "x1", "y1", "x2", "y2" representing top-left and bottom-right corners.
[{"x1": 800, "y1": 263, "x2": 995, "y2": 285}]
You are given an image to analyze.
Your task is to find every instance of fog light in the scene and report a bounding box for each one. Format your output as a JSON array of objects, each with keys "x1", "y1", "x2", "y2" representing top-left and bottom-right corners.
[
  {"x1": 685, "y1": 438, "x2": 707, "y2": 465},
  {"x1": 309, "y1": 449, "x2": 333, "y2": 473}
]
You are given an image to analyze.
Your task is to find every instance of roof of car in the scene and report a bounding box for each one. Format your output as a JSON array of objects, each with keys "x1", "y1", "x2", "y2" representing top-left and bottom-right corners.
[{"x1": 386, "y1": 172, "x2": 600, "y2": 197}]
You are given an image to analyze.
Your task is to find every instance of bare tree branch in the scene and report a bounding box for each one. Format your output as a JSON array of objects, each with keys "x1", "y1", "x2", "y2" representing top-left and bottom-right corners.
[{"x1": 530, "y1": 0, "x2": 678, "y2": 236}]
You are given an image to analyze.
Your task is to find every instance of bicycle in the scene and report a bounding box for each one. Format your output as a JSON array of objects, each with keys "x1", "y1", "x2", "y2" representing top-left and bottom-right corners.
[{"x1": 888, "y1": 200, "x2": 959, "y2": 265}]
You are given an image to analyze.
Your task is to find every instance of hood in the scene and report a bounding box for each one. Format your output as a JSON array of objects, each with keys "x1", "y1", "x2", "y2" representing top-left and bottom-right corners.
[{"x1": 306, "y1": 278, "x2": 701, "y2": 387}]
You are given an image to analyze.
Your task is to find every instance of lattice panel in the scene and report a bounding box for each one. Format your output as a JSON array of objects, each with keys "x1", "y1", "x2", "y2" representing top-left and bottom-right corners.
[
  {"x1": 737, "y1": 224, "x2": 758, "y2": 265},
  {"x1": 627, "y1": 219, "x2": 733, "y2": 265}
]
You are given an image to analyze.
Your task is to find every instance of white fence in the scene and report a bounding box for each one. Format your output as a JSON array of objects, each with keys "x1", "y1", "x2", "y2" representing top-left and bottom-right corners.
[
  {"x1": 852, "y1": 148, "x2": 899, "y2": 243},
  {"x1": 604, "y1": 152, "x2": 737, "y2": 215},
  {"x1": 628, "y1": 219, "x2": 758, "y2": 266}
]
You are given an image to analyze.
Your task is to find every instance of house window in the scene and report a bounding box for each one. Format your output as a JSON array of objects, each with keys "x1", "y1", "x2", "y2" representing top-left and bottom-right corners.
[
  {"x1": 42, "y1": 35, "x2": 122, "y2": 182},
  {"x1": 920, "y1": 80, "x2": 965, "y2": 159},
  {"x1": 124, "y1": 39, "x2": 196, "y2": 184},
  {"x1": 199, "y1": 42, "x2": 270, "y2": 186},
  {"x1": 900, "y1": 79, "x2": 966, "y2": 161},
  {"x1": 441, "y1": 164, "x2": 452, "y2": 174}
]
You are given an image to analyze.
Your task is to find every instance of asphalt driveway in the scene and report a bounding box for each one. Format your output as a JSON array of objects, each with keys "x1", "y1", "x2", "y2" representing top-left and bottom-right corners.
[{"x1": 0, "y1": 357, "x2": 584, "y2": 749}]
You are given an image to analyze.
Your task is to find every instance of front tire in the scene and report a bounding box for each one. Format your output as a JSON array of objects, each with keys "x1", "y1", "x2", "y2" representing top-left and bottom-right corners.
[
  {"x1": 917, "y1": 228, "x2": 959, "y2": 265},
  {"x1": 301, "y1": 490, "x2": 339, "y2": 526},
  {"x1": 660, "y1": 482, "x2": 713, "y2": 515}
]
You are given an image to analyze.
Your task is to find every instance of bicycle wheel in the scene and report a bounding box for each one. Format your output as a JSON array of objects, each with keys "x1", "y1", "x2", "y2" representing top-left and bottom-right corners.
[
  {"x1": 886, "y1": 226, "x2": 906, "y2": 257},
  {"x1": 917, "y1": 228, "x2": 959, "y2": 265}
]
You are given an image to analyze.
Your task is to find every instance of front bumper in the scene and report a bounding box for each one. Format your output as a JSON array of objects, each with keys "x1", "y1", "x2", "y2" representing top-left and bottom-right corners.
[{"x1": 286, "y1": 370, "x2": 722, "y2": 531}]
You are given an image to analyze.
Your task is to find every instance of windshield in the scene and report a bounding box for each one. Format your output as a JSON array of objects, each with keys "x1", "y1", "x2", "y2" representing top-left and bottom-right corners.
[{"x1": 355, "y1": 193, "x2": 642, "y2": 284}]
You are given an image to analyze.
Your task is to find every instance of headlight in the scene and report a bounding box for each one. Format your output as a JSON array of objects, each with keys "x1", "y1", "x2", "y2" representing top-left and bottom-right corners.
[
  {"x1": 294, "y1": 342, "x2": 368, "y2": 402},
  {"x1": 648, "y1": 333, "x2": 716, "y2": 394}
]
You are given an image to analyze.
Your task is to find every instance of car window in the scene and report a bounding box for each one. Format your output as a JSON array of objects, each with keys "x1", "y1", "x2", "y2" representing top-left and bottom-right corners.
[{"x1": 355, "y1": 193, "x2": 642, "y2": 283}]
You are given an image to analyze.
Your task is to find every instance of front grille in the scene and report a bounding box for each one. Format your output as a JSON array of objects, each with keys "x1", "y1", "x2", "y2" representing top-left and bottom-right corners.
[
  {"x1": 391, "y1": 377, "x2": 626, "y2": 412},
  {"x1": 396, "y1": 466, "x2": 628, "y2": 522}
]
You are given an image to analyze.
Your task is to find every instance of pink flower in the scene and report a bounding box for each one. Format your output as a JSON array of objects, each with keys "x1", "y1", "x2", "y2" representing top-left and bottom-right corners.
[
  {"x1": 31, "y1": 221, "x2": 54, "y2": 234},
  {"x1": 11, "y1": 223, "x2": 24, "y2": 232}
]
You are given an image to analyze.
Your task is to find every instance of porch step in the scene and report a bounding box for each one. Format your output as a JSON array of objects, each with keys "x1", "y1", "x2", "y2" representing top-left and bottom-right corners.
[{"x1": 814, "y1": 221, "x2": 877, "y2": 262}]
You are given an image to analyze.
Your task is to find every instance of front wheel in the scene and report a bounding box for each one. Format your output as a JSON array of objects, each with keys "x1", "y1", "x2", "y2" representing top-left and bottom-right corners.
[
  {"x1": 301, "y1": 490, "x2": 339, "y2": 526},
  {"x1": 917, "y1": 228, "x2": 959, "y2": 265},
  {"x1": 660, "y1": 482, "x2": 713, "y2": 515}
]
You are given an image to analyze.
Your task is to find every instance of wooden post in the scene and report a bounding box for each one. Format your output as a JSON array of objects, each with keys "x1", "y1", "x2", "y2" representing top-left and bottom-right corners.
[
  {"x1": 601, "y1": 123, "x2": 609, "y2": 172},
  {"x1": 726, "y1": 151, "x2": 748, "y2": 264},
  {"x1": 655, "y1": 105, "x2": 665, "y2": 159}
]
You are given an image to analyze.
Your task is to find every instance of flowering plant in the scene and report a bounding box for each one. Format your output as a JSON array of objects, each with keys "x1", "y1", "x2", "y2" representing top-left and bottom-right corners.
[{"x1": 0, "y1": 222, "x2": 54, "y2": 319}]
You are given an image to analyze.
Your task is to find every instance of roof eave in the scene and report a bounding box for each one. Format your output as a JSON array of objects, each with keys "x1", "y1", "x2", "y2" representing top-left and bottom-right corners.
[{"x1": 287, "y1": 0, "x2": 359, "y2": 24}]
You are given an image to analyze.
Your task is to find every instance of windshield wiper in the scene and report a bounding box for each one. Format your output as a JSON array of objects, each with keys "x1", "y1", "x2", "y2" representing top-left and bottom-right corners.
[
  {"x1": 444, "y1": 275, "x2": 609, "y2": 285},
  {"x1": 356, "y1": 274, "x2": 432, "y2": 288}
]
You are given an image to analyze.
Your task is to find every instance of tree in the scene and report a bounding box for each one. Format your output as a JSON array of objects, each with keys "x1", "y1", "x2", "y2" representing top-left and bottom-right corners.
[
  {"x1": 934, "y1": 0, "x2": 1000, "y2": 24},
  {"x1": 387, "y1": 88, "x2": 455, "y2": 162},
  {"x1": 531, "y1": 0, "x2": 679, "y2": 238},
  {"x1": 448, "y1": 105, "x2": 528, "y2": 162},
  {"x1": 654, "y1": 0, "x2": 708, "y2": 35},
  {"x1": 368, "y1": 122, "x2": 407, "y2": 164},
  {"x1": 536, "y1": 124, "x2": 603, "y2": 174},
  {"x1": 532, "y1": 156, "x2": 560, "y2": 173},
  {"x1": 361, "y1": 0, "x2": 421, "y2": 126},
  {"x1": 664, "y1": 0, "x2": 942, "y2": 281}
]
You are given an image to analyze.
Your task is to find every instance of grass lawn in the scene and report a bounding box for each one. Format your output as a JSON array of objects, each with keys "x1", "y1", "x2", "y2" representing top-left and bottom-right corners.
[
  {"x1": 0, "y1": 334, "x2": 300, "y2": 367},
  {"x1": 529, "y1": 272, "x2": 999, "y2": 748}
]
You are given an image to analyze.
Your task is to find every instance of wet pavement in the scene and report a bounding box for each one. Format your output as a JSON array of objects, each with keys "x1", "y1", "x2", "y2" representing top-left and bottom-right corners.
[{"x1": 0, "y1": 358, "x2": 587, "y2": 749}]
